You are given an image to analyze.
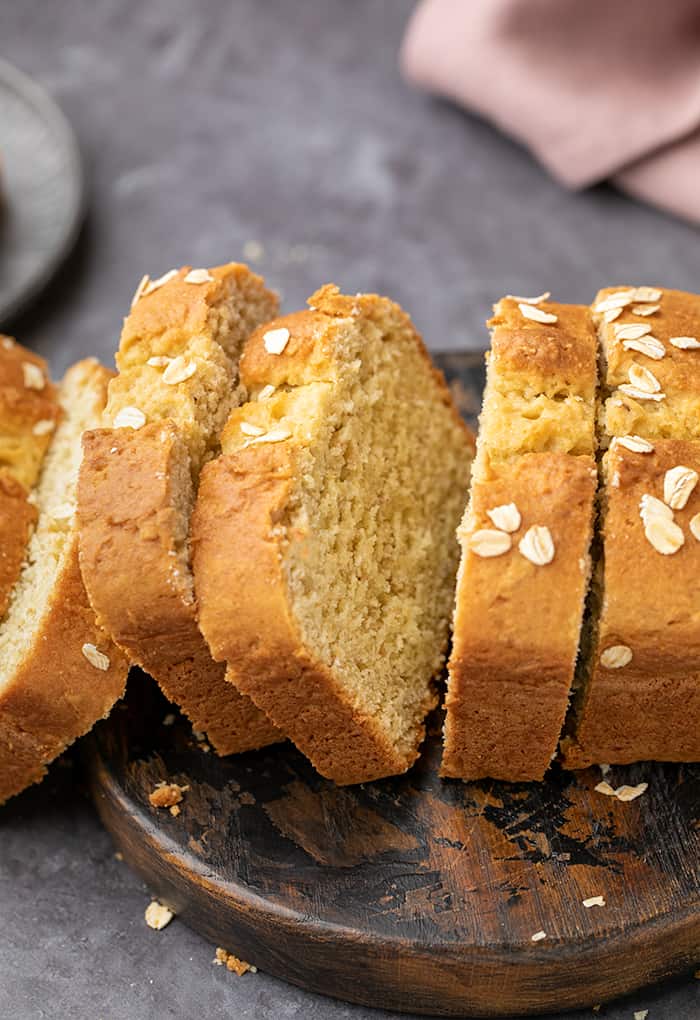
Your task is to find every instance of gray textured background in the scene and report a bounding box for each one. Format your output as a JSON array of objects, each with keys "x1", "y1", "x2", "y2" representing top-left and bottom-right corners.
[{"x1": 0, "y1": 1, "x2": 698, "y2": 1018}]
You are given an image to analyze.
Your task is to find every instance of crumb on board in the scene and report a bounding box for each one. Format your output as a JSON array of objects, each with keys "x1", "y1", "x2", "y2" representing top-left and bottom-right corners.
[
  {"x1": 633, "y1": 1011, "x2": 649, "y2": 1020},
  {"x1": 213, "y1": 947, "x2": 258, "y2": 975},
  {"x1": 162, "y1": 712, "x2": 176, "y2": 726},
  {"x1": 530, "y1": 930, "x2": 547, "y2": 942},
  {"x1": 149, "y1": 782, "x2": 189, "y2": 809},
  {"x1": 145, "y1": 900, "x2": 174, "y2": 930},
  {"x1": 594, "y1": 780, "x2": 648, "y2": 802},
  {"x1": 114, "y1": 851, "x2": 124, "y2": 861},
  {"x1": 582, "y1": 895, "x2": 606, "y2": 908},
  {"x1": 170, "y1": 804, "x2": 181, "y2": 817}
]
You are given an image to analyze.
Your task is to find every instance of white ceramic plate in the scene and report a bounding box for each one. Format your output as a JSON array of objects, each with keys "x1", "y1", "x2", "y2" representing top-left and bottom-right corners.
[{"x1": 0, "y1": 59, "x2": 84, "y2": 326}]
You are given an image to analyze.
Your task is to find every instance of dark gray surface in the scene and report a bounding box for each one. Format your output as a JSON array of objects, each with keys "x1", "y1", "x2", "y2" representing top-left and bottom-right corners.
[{"x1": 0, "y1": 2, "x2": 698, "y2": 1017}]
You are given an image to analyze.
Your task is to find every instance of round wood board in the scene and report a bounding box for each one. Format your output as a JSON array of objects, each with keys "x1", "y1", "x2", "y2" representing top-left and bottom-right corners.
[{"x1": 85, "y1": 353, "x2": 699, "y2": 1017}]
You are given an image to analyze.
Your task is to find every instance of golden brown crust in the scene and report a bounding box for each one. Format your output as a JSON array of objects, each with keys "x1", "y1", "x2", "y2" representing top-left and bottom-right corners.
[
  {"x1": 0, "y1": 472, "x2": 36, "y2": 619},
  {"x1": 561, "y1": 439, "x2": 700, "y2": 767},
  {"x1": 0, "y1": 336, "x2": 61, "y2": 489},
  {"x1": 0, "y1": 535, "x2": 127, "y2": 804},
  {"x1": 442, "y1": 452, "x2": 597, "y2": 781},
  {"x1": 78, "y1": 424, "x2": 282, "y2": 754},
  {"x1": 118, "y1": 263, "x2": 277, "y2": 370},
  {"x1": 193, "y1": 449, "x2": 418, "y2": 785},
  {"x1": 489, "y1": 299, "x2": 598, "y2": 395},
  {"x1": 594, "y1": 286, "x2": 700, "y2": 396}
]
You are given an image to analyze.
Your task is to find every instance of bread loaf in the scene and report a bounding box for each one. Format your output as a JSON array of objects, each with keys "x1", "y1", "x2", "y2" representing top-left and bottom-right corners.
[{"x1": 192, "y1": 285, "x2": 475, "y2": 784}]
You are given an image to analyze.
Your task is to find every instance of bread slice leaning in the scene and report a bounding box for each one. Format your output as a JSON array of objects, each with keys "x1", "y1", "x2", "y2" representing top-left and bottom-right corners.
[
  {"x1": 192, "y1": 285, "x2": 475, "y2": 785},
  {"x1": 78, "y1": 264, "x2": 283, "y2": 754},
  {"x1": 0, "y1": 359, "x2": 128, "y2": 804},
  {"x1": 0, "y1": 335, "x2": 62, "y2": 617},
  {"x1": 562, "y1": 285, "x2": 700, "y2": 767},
  {"x1": 442, "y1": 297, "x2": 598, "y2": 781}
]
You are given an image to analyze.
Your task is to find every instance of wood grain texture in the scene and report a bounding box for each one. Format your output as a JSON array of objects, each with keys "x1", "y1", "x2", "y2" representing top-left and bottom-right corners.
[{"x1": 85, "y1": 354, "x2": 699, "y2": 1017}]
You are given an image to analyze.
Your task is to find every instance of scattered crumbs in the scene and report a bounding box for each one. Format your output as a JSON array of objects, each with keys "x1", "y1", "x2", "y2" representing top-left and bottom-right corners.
[
  {"x1": 633, "y1": 1011, "x2": 649, "y2": 1020},
  {"x1": 213, "y1": 947, "x2": 257, "y2": 975},
  {"x1": 582, "y1": 895, "x2": 606, "y2": 908},
  {"x1": 192, "y1": 730, "x2": 206, "y2": 742},
  {"x1": 162, "y1": 713, "x2": 176, "y2": 727},
  {"x1": 145, "y1": 900, "x2": 174, "y2": 930},
  {"x1": 170, "y1": 804, "x2": 181, "y2": 817},
  {"x1": 594, "y1": 781, "x2": 648, "y2": 802},
  {"x1": 149, "y1": 782, "x2": 189, "y2": 809},
  {"x1": 243, "y1": 240, "x2": 264, "y2": 263},
  {"x1": 114, "y1": 851, "x2": 124, "y2": 861},
  {"x1": 531, "y1": 930, "x2": 547, "y2": 942},
  {"x1": 200, "y1": 743, "x2": 211, "y2": 753}
]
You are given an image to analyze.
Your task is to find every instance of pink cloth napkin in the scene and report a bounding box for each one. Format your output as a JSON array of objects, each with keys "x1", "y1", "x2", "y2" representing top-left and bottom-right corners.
[{"x1": 401, "y1": 0, "x2": 700, "y2": 223}]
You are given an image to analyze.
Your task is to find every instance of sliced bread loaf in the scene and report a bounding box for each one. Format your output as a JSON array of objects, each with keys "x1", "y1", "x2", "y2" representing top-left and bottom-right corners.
[
  {"x1": 0, "y1": 359, "x2": 128, "y2": 804},
  {"x1": 442, "y1": 296, "x2": 598, "y2": 781},
  {"x1": 192, "y1": 285, "x2": 475, "y2": 785},
  {"x1": 562, "y1": 285, "x2": 700, "y2": 766},
  {"x1": 77, "y1": 264, "x2": 283, "y2": 753}
]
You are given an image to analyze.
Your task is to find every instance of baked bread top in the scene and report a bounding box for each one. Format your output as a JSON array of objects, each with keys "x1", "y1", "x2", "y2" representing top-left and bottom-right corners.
[
  {"x1": 193, "y1": 285, "x2": 474, "y2": 784},
  {"x1": 595, "y1": 286, "x2": 700, "y2": 440},
  {"x1": 0, "y1": 336, "x2": 61, "y2": 625},
  {"x1": 453, "y1": 453, "x2": 597, "y2": 673},
  {"x1": 596, "y1": 438, "x2": 700, "y2": 668},
  {"x1": 108, "y1": 264, "x2": 278, "y2": 475},
  {"x1": 0, "y1": 335, "x2": 61, "y2": 489},
  {"x1": 480, "y1": 297, "x2": 597, "y2": 462}
]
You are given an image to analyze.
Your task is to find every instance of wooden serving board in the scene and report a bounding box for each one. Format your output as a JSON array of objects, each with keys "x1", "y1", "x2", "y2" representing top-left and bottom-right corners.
[{"x1": 86, "y1": 353, "x2": 699, "y2": 1017}]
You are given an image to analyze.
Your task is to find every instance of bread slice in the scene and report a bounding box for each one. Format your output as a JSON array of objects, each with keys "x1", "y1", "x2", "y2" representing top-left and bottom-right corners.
[
  {"x1": 0, "y1": 336, "x2": 62, "y2": 619},
  {"x1": 442, "y1": 296, "x2": 598, "y2": 781},
  {"x1": 0, "y1": 359, "x2": 128, "y2": 804},
  {"x1": 562, "y1": 285, "x2": 700, "y2": 767},
  {"x1": 192, "y1": 285, "x2": 475, "y2": 785},
  {"x1": 77, "y1": 264, "x2": 283, "y2": 754}
]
